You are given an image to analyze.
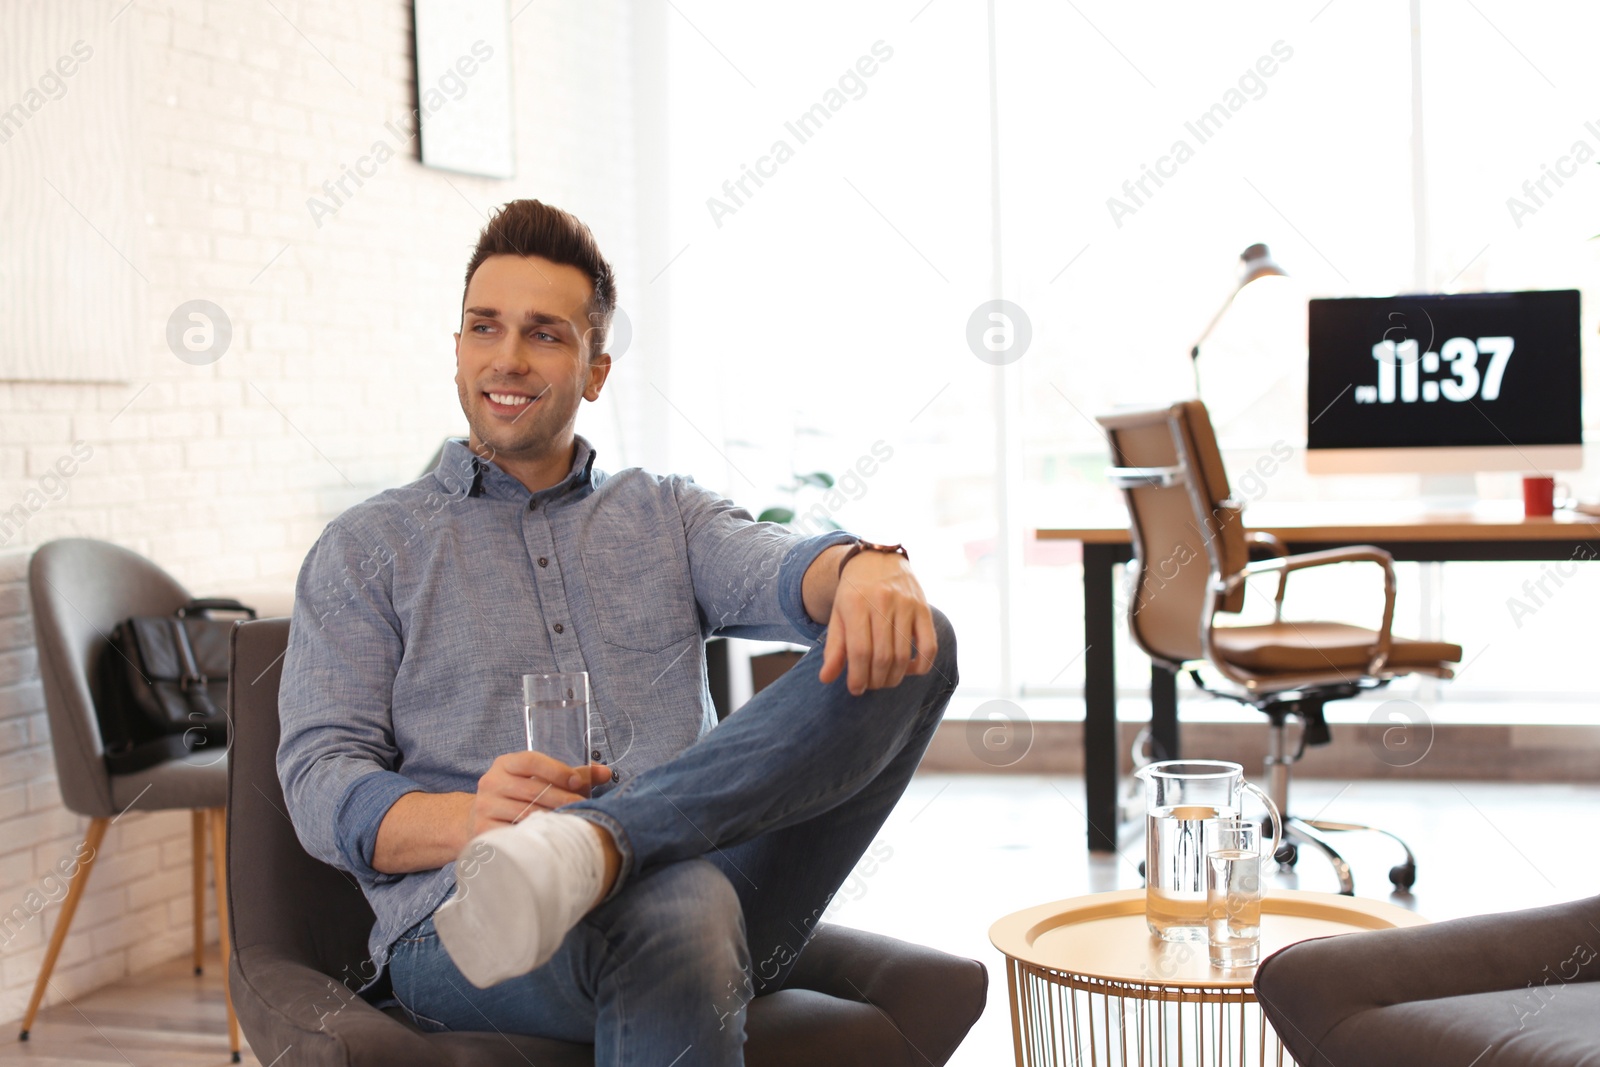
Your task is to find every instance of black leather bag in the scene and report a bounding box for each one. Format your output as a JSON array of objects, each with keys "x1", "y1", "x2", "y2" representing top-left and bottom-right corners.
[{"x1": 98, "y1": 598, "x2": 256, "y2": 773}]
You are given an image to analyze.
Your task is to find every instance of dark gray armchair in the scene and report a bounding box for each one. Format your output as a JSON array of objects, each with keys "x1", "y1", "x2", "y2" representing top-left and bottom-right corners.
[
  {"x1": 1255, "y1": 895, "x2": 1600, "y2": 1067},
  {"x1": 226, "y1": 616, "x2": 988, "y2": 1066}
]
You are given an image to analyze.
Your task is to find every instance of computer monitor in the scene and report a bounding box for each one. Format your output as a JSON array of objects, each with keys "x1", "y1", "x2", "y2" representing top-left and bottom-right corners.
[{"x1": 1306, "y1": 289, "x2": 1583, "y2": 474}]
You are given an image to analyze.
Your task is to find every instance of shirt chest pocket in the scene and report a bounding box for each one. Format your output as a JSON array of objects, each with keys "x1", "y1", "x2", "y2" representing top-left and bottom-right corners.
[{"x1": 581, "y1": 535, "x2": 698, "y2": 653}]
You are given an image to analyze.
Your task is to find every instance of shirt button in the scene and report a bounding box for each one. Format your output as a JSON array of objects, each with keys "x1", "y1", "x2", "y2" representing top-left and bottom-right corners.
[
  {"x1": 528, "y1": 500, "x2": 537, "y2": 511},
  {"x1": 538, "y1": 557, "x2": 548, "y2": 567},
  {"x1": 591, "y1": 750, "x2": 602, "y2": 760},
  {"x1": 553, "y1": 623, "x2": 564, "y2": 634}
]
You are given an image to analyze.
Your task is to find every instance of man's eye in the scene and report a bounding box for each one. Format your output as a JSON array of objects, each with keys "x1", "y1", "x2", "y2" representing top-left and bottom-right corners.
[
  {"x1": 471, "y1": 323, "x2": 494, "y2": 333},
  {"x1": 533, "y1": 331, "x2": 557, "y2": 342}
]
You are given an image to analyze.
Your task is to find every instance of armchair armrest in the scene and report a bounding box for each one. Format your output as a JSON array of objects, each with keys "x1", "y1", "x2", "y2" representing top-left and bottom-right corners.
[
  {"x1": 1213, "y1": 545, "x2": 1398, "y2": 674},
  {"x1": 788, "y1": 925, "x2": 988, "y2": 1066},
  {"x1": 230, "y1": 946, "x2": 451, "y2": 1067},
  {"x1": 1255, "y1": 895, "x2": 1600, "y2": 1066}
]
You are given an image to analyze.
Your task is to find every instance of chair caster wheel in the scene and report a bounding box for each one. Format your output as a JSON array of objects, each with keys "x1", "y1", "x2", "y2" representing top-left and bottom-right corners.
[
  {"x1": 1138, "y1": 860, "x2": 1146, "y2": 884},
  {"x1": 232, "y1": 1053, "x2": 242, "y2": 1064},
  {"x1": 18, "y1": 1029, "x2": 28, "y2": 1042},
  {"x1": 1274, "y1": 842, "x2": 1298, "y2": 867},
  {"x1": 1389, "y1": 862, "x2": 1416, "y2": 890}
]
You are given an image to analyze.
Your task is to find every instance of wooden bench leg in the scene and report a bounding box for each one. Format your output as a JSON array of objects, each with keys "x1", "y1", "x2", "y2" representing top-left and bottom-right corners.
[{"x1": 19, "y1": 817, "x2": 109, "y2": 1041}]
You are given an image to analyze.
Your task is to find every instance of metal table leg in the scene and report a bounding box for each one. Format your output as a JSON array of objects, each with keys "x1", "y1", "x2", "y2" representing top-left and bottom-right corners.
[
  {"x1": 1082, "y1": 543, "x2": 1118, "y2": 852},
  {"x1": 1150, "y1": 664, "x2": 1179, "y2": 761}
]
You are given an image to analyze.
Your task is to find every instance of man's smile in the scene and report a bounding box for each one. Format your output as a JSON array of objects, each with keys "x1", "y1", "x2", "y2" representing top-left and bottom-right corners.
[{"x1": 482, "y1": 387, "x2": 546, "y2": 418}]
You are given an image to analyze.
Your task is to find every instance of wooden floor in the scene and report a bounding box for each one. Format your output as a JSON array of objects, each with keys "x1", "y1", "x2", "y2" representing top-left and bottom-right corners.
[
  {"x1": 3, "y1": 774, "x2": 1598, "y2": 1066},
  {"x1": 0, "y1": 948, "x2": 255, "y2": 1066}
]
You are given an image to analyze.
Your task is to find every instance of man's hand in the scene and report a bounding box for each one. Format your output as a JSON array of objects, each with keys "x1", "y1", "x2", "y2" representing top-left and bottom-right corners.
[
  {"x1": 372, "y1": 752, "x2": 613, "y2": 875},
  {"x1": 469, "y1": 751, "x2": 614, "y2": 838},
  {"x1": 817, "y1": 551, "x2": 938, "y2": 696}
]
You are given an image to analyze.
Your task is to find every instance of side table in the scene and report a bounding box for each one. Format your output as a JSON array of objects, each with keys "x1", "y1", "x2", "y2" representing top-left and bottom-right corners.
[{"x1": 989, "y1": 889, "x2": 1426, "y2": 1066}]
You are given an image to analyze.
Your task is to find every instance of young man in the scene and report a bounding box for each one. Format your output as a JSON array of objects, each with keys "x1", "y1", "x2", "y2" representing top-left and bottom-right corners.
[{"x1": 277, "y1": 199, "x2": 957, "y2": 1062}]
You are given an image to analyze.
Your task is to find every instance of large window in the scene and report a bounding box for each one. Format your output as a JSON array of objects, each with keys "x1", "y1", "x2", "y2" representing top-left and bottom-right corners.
[{"x1": 655, "y1": 1, "x2": 1600, "y2": 714}]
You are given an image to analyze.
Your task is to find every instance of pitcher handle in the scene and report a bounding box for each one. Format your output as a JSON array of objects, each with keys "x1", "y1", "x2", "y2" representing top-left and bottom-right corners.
[{"x1": 1242, "y1": 781, "x2": 1283, "y2": 860}]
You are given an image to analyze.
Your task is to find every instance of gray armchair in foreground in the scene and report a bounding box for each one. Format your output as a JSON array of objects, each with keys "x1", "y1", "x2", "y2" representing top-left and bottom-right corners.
[
  {"x1": 226, "y1": 616, "x2": 988, "y2": 1066},
  {"x1": 1255, "y1": 895, "x2": 1600, "y2": 1067}
]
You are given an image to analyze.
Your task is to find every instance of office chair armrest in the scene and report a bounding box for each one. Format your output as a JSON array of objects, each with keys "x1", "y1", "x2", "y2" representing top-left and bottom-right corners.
[
  {"x1": 1217, "y1": 546, "x2": 1398, "y2": 672},
  {"x1": 1244, "y1": 532, "x2": 1291, "y2": 617},
  {"x1": 1244, "y1": 530, "x2": 1289, "y2": 557},
  {"x1": 1106, "y1": 464, "x2": 1186, "y2": 489}
]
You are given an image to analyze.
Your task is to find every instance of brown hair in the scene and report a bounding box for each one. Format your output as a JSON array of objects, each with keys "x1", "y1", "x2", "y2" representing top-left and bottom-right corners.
[{"x1": 461, "y1": 200, "x2": 618, "y2": 361}]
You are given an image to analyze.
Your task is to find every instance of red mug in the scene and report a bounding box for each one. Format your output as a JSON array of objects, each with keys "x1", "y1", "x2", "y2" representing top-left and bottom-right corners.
[{"x1": 1522, "y1": 475, "x2": 1567, "y2": 517}]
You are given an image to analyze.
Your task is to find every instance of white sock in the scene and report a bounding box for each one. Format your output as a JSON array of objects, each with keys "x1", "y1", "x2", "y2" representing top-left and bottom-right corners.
[{"x1": 434, "y1": 812, "x2": 608, "y2": 988}]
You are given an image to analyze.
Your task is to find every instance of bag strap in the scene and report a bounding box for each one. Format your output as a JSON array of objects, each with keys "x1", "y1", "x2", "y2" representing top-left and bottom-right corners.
[
  {"x1": 178, "y1": 598, "x2": 257, "y2": 619},
  {"x1": 169, "y1": 618, "x2": 219, "y2": 720},
  {"x1": 170, "y1": 617, "x2": 207, "y2": 690}
]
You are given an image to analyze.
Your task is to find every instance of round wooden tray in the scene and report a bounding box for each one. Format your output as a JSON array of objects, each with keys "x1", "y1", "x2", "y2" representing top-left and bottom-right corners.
[{"x1": 990, "y1": 889, "x2": 1426, "y2": 990}]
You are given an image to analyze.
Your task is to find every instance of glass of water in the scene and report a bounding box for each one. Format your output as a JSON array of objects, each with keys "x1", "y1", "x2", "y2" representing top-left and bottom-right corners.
[
  {"x1": 1206, "y1": 820, "x2": 1263, "y2": 969},
  {"x1": 523, "y1": 672, "x2": 592, "y2": 784}
]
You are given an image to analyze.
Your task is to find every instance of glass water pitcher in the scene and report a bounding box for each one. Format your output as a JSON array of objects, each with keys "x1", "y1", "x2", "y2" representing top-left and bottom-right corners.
[{"x1": 1137, "y1": 760, "x2": 1281, "y2": 943}]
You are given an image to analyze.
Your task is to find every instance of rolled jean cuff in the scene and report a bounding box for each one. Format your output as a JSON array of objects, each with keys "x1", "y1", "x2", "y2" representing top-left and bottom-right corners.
[{"x1": 566, "y1": 806, "x2": 633, "y2": 903}]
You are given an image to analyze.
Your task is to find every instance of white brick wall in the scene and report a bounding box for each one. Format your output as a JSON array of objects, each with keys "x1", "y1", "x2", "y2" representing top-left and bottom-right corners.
[{"x1": 0, "y1": 0, "x2": 646, "y2": 1022}]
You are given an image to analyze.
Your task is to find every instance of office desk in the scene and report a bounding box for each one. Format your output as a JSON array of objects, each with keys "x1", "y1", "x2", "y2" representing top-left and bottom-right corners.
[{"x1": 1038, "y1": 502, "x2": 1600, "y2": 853}]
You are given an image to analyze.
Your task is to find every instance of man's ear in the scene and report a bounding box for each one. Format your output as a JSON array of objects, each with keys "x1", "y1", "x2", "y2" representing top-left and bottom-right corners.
[{"x1": 584, "y1": 352, "x2": 612, "y2": 402}]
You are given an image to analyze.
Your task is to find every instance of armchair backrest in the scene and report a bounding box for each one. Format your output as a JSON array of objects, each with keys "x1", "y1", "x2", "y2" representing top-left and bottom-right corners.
[
  {"x1": 1095, "y1": 401, "x2": 1248, "y2": 667},
  {"x1": 29, "y1": 538, "x2": 193, "y2": 818},
  {"x1": 227, "y1": 616, "x2": 378, "y2": 986}
]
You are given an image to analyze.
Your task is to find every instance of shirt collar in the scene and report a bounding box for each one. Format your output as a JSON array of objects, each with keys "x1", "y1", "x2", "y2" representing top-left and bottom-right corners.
[{"x1": 433, "y1": 435, "x2": 600, "y2": 504}]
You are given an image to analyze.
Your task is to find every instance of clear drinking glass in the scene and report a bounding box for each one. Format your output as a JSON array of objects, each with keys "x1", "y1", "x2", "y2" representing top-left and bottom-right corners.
[
  {"x1": 1206, "y1": 820, "x2": 1263, "y2": 968},
  {"x1": 523, "y1": 672, "x2": 592, "y2": 775}
]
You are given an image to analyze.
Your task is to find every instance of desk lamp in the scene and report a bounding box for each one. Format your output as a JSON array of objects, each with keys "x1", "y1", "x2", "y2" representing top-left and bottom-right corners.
[{"x1": 1189, "y1": 243, "x2": 1287, "y2": 396}]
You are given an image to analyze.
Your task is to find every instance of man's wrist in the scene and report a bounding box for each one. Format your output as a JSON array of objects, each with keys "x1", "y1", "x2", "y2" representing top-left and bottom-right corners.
[
  {"x1": 373, "y1": 790, "x2": 476, "y2": 875},
  {"x1": 837, "y1": 540, "x2": 909, "y2": 579},
  {"x1": 801, "y1": 542, "x2": 856, "y2": 625}
]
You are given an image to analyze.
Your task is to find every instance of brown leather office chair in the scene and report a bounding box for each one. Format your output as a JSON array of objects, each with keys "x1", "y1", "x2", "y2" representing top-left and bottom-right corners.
[{"x1": 1096, "y1": 401, "x2": 1462, "y2": 894}]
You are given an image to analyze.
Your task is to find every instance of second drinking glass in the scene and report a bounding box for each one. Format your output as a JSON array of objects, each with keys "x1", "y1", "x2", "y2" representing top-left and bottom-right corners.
[{"x1": 1206, "y1": 819, "x2": 1264, "y2": 969}]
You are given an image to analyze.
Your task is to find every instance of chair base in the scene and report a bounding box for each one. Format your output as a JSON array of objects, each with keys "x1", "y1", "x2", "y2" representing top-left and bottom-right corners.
[
  {"x1": 1144, "y1": 673, "x2": 1422, "y2": 899},
  {"x1": 1264, "y1": 706, "x2": 1419, "y2": 896},
  {"x1": 1276, "y1": 816, "x2": 1418, "y2": 896}
]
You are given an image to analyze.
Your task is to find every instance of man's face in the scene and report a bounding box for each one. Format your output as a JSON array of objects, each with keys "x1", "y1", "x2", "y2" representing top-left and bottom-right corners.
[{"x1": 454, "y1": 254, "x2": 611, "y2": 461}]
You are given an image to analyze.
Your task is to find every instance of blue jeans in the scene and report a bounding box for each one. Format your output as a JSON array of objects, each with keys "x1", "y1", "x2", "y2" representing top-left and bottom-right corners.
[{"x1": 388, "y1": 608, "x2": 957, "y2": 1064}]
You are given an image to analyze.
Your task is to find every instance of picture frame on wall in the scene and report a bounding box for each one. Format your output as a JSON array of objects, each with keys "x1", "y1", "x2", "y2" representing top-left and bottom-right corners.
[
  {"x1": 0, "y1": 2, "x2": 144, "y2": 382},
  {"x1": 413, "y1": 0, "x2": 515, "y2": 180}
]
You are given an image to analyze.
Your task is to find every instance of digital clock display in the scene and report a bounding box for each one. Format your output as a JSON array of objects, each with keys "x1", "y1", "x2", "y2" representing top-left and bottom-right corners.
[{"x1": 1307, "y1": 289, "x2": 1581, "y2": 451}]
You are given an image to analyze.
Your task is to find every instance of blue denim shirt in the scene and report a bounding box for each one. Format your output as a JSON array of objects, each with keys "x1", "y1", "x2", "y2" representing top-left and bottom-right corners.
[{"x1": 276, "y1": 436, "x2": 854, "y2": 983}]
